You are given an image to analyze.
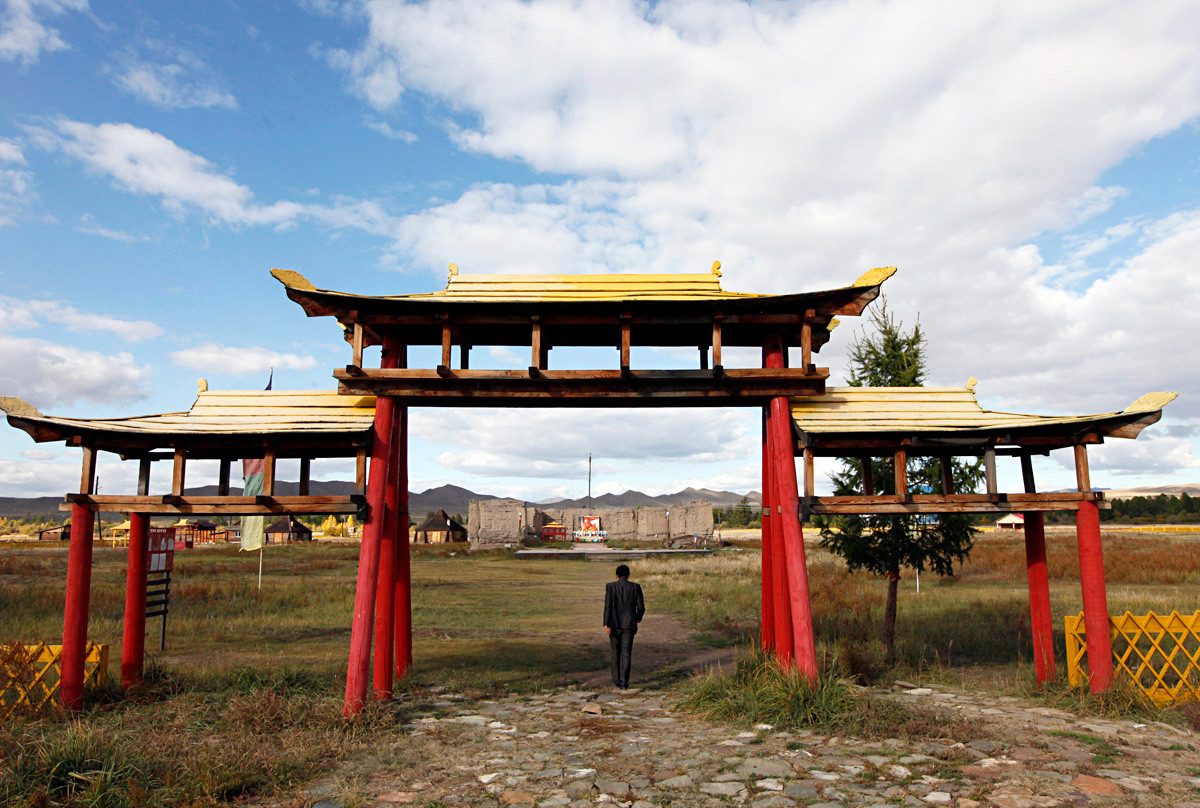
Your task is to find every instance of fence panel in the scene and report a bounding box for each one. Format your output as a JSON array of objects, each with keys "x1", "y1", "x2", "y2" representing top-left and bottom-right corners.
[
  {"x1": 1, "y1": 642, "x2": 109, "y2": 719},
  {"x1": 1065, "y1": 611, "x2": 1200, "y2": 704}
]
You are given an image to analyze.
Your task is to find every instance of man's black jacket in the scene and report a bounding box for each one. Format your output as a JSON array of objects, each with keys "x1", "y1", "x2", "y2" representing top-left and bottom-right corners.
[{"x1": 603, "y1": 578, "x2": 645, "y2": 633}]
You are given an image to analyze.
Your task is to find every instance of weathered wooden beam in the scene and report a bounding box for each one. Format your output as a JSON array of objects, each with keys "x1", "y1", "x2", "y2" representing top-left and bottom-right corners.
[
  {"x1": 712, "y1": 316, "x2": 723, "y2": 370},
  {"x1": 861, "y1": 456, "x2": 874, "y2": 496},
  {"x1": 803, "y1": 448, "x2": 814, "y2": 498},
  {"x1": 460, "y1": 344, "x2": 470, "y2": 370},
  {"x1": 79, "y1": 446, "x2": 96, "y2": 495},
  {"x1": 1020, "y1": 454, "x2": 1037, "y2": 494},
  {"x1": 531, "y1": 316, "x2": 543, "y2": 374},
  {"x1": 1074, "y1": 444, "x2": 1091, "y2": 492},
  {"x1": 351, "y1": 321, "x2": 364, "y2": 368},
  {"x1": 699, "y1": 346, "x2": 709, "y2": 370},
  {"x1": 355, "y1": 447, "x2": 367, "y2": 495},
  {"x1": 262, "y1": 448, "x2": 276, "y2": 497},
  {"x1": 801, "y1": 309, "x2": 814, "y2": 369},
  {"x1": 171, "y1": 449, "x2": 186, "y2": 497},
  {"x1": 138, "y1": 457, "x2": 152, "y2": 497},
  {"x1": 299, "y1": 457, "x2": 311, "y2": 497},
  {"x1": 984, "y1": 449, "x2": 997, "y2": 495},
  {"x1": 63, "y1": 494, "x2": 364, "y2": 515},
  {"x1": 620, "y1": 317, "x2": 631, "y2": 375},
  {"x1": 894, "y1": 449, "x2": 908, "y2": 501},
  {"x1": 802, "y1": 491, "x2": 1109, "y2": 515},
  {"x1": 440, "y1": 320, "x2": 452, "y2": 375}
]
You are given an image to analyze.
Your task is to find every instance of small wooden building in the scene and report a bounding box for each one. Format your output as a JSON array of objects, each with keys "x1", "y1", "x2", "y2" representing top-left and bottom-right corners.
[
  {"x1": 265, "y1": 515, "x2": 313, "y2": 543},
  {"x1": 541, "y1": 521, "x2": 567, "y2": 541},
  {"x1": 413, "y1": 510, "x2": 467, "y2": 544},
  {"x1": 995, "y1": 514, "x2": 1025, "y2": 531},
  {"x1": 37, "y1": 523, "x2": 69, "y2": 541}
]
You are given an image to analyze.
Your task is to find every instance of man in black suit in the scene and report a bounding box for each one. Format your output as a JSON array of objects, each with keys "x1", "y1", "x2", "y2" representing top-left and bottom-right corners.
[{"x1": 603, "y1": 564, "x2": 645, "y2": 689}]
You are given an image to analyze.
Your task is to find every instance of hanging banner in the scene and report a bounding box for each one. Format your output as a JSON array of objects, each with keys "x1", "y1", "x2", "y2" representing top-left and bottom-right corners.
[{"x1": 240, "y1": 457, "x2": 265, "y2": 551}]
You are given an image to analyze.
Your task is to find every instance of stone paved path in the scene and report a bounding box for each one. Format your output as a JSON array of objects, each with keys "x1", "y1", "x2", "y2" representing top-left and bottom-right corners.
[{"x1": 282, "y1": 683, "x2": 1199, "y2": 808}]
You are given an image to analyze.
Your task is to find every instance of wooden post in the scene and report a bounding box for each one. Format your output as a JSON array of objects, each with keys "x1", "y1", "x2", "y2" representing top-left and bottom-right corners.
[
  {"x1": 861, "y1": 456, "x2": 874, "y2": 496},
  {"x1": 801, "y1": 309, "x2": 814, "y2": 369},
  {"x1": 803, "y1": 448, "x2": 814, "y2": 498},
  {"x1": 1020, "y1": 456, "x2": 1055, "y2": 683},
  {"x1": 355, "y1": 447, "x2": 367, "y2": 496},
  {"x1": 372, "y1": 337, "x2": 402, "y2": 700},
  {"x1": 218, "y1": 458, "x2": 231, "y2": 497},
  {"x1": 699, "y1": 346, "x2": 709, "y2": 370},
  {"x1": 1074, "y1": 444, "x2": 1091, "y2": 492},
  {"x1": 711, "y1": 317, "x2": 723, "y2": 371},
  {"x1": 262, "y1": 448, "x2": 276, "y2": 497},
  {"x1": 620, "y1": 317, "x2": 631, "y2": 375},
  {"x1": 350, "y1": 317, "x2": 363, "y2": 368},
  {"x1": 531, "y1": 317, "x2": 543, "y2": 373},
  {"x1": 441, "y1": 321, "x2": 452, "y2": 370},
  {"x1": 299, "y1": 457, "x2": 311, "y2": 497},
  {"x1": 345, "y1": 380, "x2": 396, "y2": 715},
  {"x1": 61, "y1": 446, "x2": 97, "y2": 710},
  {"x1": 893, "y1": 449, "x2": 908, "y2": 501},
  {"x1": 1076, "y1": 499, "x2": 1113, "y2": 691},
  {"x1": 940, "y1": 455, "x2": 954, "y2": 495},
  {"x1": 984, "y1": 449, "x2": 997, "y2": 495},
  {"x1": 766, "y1": 336, "x2": 817, "y2": 681},
  {"x1": 171, "y1": 448, "x2": 186, "y2": 497},
  {"x1": 760, "y1": 406, "x2": 774, "y2": 653},
  {"x1": 121, "y1": 512, "x2": 150, "y2": 688},
  {"x1": 460, "y1": 344, "x2": 470, "y2": 370}
]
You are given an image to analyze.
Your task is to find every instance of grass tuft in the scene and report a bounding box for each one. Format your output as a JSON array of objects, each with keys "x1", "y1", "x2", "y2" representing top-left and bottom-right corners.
[{"x1": 676, "y1": 650, "x2": 980, "y2": 740}]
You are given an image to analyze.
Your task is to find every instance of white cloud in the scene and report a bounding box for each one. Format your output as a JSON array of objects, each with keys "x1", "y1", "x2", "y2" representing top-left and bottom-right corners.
[
  {"x1": 0, "y1": 295, "x2": 162, "y2": 341},
  {"x1": 0, "y1": 0, "x2": 88, "y2": 65},
  {"x1": 109, "y1": 41, "x2": 238, "y2": 110},
  {"x1": 30, "y1": 118, "x2": 404, "y2": 241},
  {"x1": 364, "y1": 117, "x2": 417, "y2": 142},
  {"x1": 77, "y1": 212, "x2": 146, "y2": 243},
  {"x1": 0, "y1": 137, "x2": 32, "y2": 226},
  {"x1": 412, "y1": 407, "x2": 755, "y2": 480},
  {"x1": 0, "y1": 333, "x2": 150, "y2": 408},
  {"x1": 168, "y1": 342, "x2": 319, "y2": 374}
]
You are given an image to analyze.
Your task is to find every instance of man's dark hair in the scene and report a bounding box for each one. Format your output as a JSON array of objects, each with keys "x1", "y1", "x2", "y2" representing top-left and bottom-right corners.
[{"x1": 616, "y1": 564, "x2": 630, "y2": 578}]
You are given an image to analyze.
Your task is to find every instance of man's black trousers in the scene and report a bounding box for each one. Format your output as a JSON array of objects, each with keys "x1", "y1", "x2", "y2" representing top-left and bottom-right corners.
[{"x1": 609, "y1": 629, "x2": 635, "y2": 689}]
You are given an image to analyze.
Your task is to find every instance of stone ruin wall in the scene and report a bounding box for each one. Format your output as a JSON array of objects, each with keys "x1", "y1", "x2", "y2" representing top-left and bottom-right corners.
[{"x1": 468, "y1": 499, "x2": 714, "y2": 549}]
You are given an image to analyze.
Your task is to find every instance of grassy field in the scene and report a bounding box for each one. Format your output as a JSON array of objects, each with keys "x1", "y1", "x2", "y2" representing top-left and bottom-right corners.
[{"x1": 1, "y1": 527, "x2": 1198, "y2": 806}]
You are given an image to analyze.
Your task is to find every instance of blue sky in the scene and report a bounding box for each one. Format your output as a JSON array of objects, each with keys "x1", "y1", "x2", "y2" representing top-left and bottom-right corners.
[{"x1": 1, "y1": 0, "x2": 1199, "y2": 503}]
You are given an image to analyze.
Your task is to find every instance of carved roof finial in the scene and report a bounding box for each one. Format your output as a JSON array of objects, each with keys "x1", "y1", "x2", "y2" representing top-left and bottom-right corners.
[
  {"x1": 711, "y1": 260, "x2": 722, "y2": 277},
  {"x1": 197, "y1": 378, "x2": 209, "y2": 393},
  {"x1": 966, "y1": 377, "x2": 978, "y2": 392},
  {"x1": 448, "y1": 262, "x2": 458, "y2": 280}
]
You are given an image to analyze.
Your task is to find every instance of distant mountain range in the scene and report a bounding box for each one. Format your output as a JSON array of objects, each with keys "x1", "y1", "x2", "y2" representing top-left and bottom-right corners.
[
  {"x1": 0, "y1": 482, "x2": 759, "y2": 521},
  {"x1": 10, "y1": 481, "x2": 1191, "y2": 522}
]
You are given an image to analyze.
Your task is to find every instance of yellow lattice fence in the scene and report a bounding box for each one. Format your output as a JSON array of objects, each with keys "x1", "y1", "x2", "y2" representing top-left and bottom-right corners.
[
  {"x1": 1065, "y1": 611, "x2": 1200, "y2": 704},
  {"x1": 1, "y1": 642, "x2": 109, "y2": 719}
]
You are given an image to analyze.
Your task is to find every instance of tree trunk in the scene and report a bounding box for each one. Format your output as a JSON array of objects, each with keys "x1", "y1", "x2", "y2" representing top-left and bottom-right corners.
[{"x1": 882, "y1": 562, "x2": 900, "y2": 666}]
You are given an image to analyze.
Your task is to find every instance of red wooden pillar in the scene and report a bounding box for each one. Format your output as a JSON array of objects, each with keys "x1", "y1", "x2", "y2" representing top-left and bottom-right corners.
[
  {"x1": 1023, "y1": 511, "x2": 1055, "y2": 682},
  {"x1": 345, "y1": 384, "x2": 397, "y2": 716},
  {"x1": 394, "y1": 404, "x2": 413, "y2": 676},
  {"x1": 1076, "y1": 499, "x2": 1113, "y2": 691},
  {"x1": 121, "y1": 512, "x2": 151, "y2": 688},
  {"x1": 60, "y1": 448, "x2": 97, "y2": 710},
  {"x1": 765, "y1": 337, "x2": 817, "y2": 682},
  {"x1": 372, "y1": 338, "x2": 403, "y2": 700},
  {"x1": 61, "y1": 501, "x2": 96, "y2": 709},
  {"x1": 760, "y1": 406, "x2": 775, "y2": 653},
  {"x1": 767, "y1": 427, "x2": 793, "y2": 662},
  {"x1": 1019, "y1": 455, "x2": 1055, "y2": 683}
]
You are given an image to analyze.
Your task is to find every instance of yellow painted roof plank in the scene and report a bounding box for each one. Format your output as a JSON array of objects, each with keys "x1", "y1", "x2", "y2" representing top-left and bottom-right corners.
[
  {"x1": 791, "y1": 386, "x2": 1176, "y2": 440},
  {"x1": 272, "y1": 264, "x2": 897, "y2": 303}
]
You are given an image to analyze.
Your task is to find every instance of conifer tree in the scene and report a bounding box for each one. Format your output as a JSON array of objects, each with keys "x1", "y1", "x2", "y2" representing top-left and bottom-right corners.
[{"x1": 817, "y1": 300, "x2": 983, "y2": 664}]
